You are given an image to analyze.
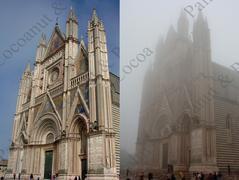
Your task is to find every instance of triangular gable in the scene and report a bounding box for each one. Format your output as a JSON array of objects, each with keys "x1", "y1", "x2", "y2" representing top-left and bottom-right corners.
[
  {"x1": 75, "y1": 39, "x2": 88, "y2": 61},
  {"x1": 75, "y1": 44, "x2": 89, "y2": 75},
  {"x1": 16, "y1": 113, "x2": 27, "y2": 140},
  {"x1": 44, "y1": 26, "x2": 65, "y2": 58},
  {"x1": 182, "y1": 85, "x2": 193, "y2": 113},
  {"x1": 34, "y1": 92, "x2": 62, "y2": 126},
  {"x1": 68, "y1": 87, "x2": 90, "y2": 124},
  {"x1": 174, "y1": 85, "x2": 193, "y2": 114},
  {"x1": 15, "y1": 112, "x2": 29, "y2": 144},
  {"x1": 158, "y1": 93, "x2": 174, "y2": 121}
]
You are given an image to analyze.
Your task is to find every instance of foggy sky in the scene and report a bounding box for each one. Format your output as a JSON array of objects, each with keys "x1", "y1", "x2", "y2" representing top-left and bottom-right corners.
[{"x1": 120, "y1": 0, "x2": 239, "y2": 155}]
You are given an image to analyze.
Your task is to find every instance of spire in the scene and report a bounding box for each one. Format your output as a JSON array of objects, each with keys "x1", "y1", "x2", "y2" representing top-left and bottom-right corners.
[
  {"x1": 198, "y1": 10, "x2": 204, "y2": 22},
  {"x1": 54, "y1": 18, "x2": 65, "y2": 39},
  {"x1": 91, "y1": 8, "x2": 99, "y2": 22},
  {"x1": 23, "y1": 63, "x2": 31, "y2": 76},
  {"x1": 38, "y1": 33, "x2": 47, "y2": 46},
  {"x1": 166, "y1": 25, "x2": 176, "y2": 42},
  {"x1": 194, "y1": 11, "x2": 206, "y2": 29},
  {"x1": 66, "y1": 7, "x2": 78, "y2": 39},
  {"x1": 168, "y1": 25, "x2": 176, "y2": 35},
  {"x1": 54, "y1": 18, "x2": 61, "y2": 35},
  {"x1": 164, "y1": 25, "x2": 178, "y2": 49},
  {"x1": 25, "y1": 63, "x2": 31, "y2": 72},
  {"x1": 80, "y1": 35, "x2": 86, "y2": 48},
  {"x1": 67, "y1": 7, "x2": 78, "y2": 22},
  {"x1": 177, "y1": 10, "x2": 189, "y2": 37},
  {"x1": 56, "y1": 17, "x2": 59, "y2": 25},
  {"x1": 55, "y1": 17, "x2": 60, "y2": 28},
  {"x1": 193, "y1": 11, "x2": 209, "y2": 34},
  {"x1": 193, "y1": 11, "x2": 210, "y2": 49}
]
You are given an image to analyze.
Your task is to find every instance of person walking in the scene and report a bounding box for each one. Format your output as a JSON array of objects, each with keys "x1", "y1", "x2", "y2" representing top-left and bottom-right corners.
[
  {"x1": 171, "y1": 173, "x2": 176, "y2": 180},
  {"x1": 200, "y1": 172, "x2": 205, "y2": 180},
  {"x1": 217, "y1": 172, "x2": 223, "y2": 180},
  {"x1": 179, "y1": 172, "x2": 185, "y2": 180},
  {"x1": 148, "y1": 172, "x2": 153, "y2": 180},
  {"x1": 213, "y1": 172, "x2": 217, "y2": 180},
  {"x1": 30, "y1": 174, "x2": 34, "y2": 180}
]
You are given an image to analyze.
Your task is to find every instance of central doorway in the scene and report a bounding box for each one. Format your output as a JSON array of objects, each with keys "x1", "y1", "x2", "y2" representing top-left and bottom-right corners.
[
  {"x1": 44, "y1": 150, "x2": 53, "y2": 179},
  {"x1": 162, "y1": 143, "x2": 169, "y2": 169},
  {"x1": 81, "y1": 159, "x2": 87, "y2": 180}
]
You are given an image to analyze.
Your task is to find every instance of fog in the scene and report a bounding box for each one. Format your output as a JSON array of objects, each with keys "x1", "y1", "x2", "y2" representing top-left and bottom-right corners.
[{"x1": 120, "y1": 0, "x2": 239, "y2": 159}]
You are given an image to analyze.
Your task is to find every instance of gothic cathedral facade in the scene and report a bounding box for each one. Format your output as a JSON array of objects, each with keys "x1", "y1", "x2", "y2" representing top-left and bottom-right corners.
[
  {"x1": 136, "y1": 11, "x2": 239, "y2": 175},
  {"x1": 7, "y1": 9, "x2": 120, "y2": 180}
]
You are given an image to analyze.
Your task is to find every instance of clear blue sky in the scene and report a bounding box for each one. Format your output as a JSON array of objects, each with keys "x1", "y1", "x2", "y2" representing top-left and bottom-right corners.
[{"x1": 0, "y1": 0, "x2": 119, "y2": 159}]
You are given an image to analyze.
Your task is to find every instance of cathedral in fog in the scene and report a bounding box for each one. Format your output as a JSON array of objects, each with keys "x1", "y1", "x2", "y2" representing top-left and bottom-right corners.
[
  {"x1": 136, "y1": 11, "x2": 239, "y2": 175},
  {"x1": 7, "y1": 8, "x2": 120, "y2": 180}
]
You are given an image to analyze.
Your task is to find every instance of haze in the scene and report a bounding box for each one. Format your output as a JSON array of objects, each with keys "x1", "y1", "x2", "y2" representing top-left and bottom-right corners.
[{"x1": 120, "y1": 0, "x2": 239, "y2": 156}]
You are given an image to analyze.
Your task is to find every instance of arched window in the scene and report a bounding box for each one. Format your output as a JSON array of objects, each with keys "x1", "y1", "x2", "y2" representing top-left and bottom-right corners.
[{"x1": 46, "y1": 133, "x2": 55, "y2": 144}]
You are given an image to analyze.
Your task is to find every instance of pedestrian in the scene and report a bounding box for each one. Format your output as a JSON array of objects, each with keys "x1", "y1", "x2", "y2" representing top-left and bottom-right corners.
[
  {"x1": 166, "y1": 174, "x2": 170, "y2": 180},
  {"x1": 197, "y1": 172, "x2": 202, "y2": 180},
  {"x1": 213, "y1": 172, "x2": 217, "y2": 180},
  {"x1": 126, "y1": 169, "x2": 130, "y2": 177},
  {"x1": 148, "y1": 172, "x2": 153, "y2": 180},
  {"x1": 200, "y1": 172, "x2": 204, "y2": 180},
  {"x1": 30, "y1": 174, "x2": 34, "y2": 180},
  {"x1": 171, "y1": 173, "x2": 176, "y2": 180},
  {"x1": 208, "y1": 173, "x2": 213, "y2": 180},
  {"x1": 14, "y1": 173, "x2": 16, "y2": 180},
  {"x1": 217, "y1": 172, "x2": 222, "y2": 180},
  {"x1": 18, "y1": 173, "x2": 21, "y2": 180},
  {"x1": 227, "y1": 165, "x2": 231, "y2": 176},
  {"x1": 179, "y1": 172, "x2": 185, "y2": 180},
  {"x1": 140, "y1": 175, "x2": 144, "y2": 180},
  {"x1": 139, "y1": 172, "x2": 144, "y2": 180}
]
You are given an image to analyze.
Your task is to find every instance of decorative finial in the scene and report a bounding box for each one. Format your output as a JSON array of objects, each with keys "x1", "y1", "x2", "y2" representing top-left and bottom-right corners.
[
  {"x1": 56, "y1": 17, "x2": 59, "y2": 26},
  {"x1": 92, "y1": 8, "x2": 98, "y2": 22},
  {"x1": 25, "y1": 63, "x2": 31, "y2": 73},
  {"x1": 41, "y1": 33, "x2": 46, "y2": 40}
]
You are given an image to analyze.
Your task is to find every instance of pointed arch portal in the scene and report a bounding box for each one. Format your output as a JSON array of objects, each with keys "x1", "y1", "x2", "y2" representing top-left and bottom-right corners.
[{"x1": 69, "y1": 114, "x2": 89, "y2": 178}]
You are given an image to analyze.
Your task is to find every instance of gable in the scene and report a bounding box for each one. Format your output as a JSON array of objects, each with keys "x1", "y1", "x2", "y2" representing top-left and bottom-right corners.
[
  {"x1": 75, "y1": 43, "x2": 88, "y2": 75},
  {"x1": 34, "y1": 92, "x2": 62, "y2": 126},
  {"x1": 45, "y1": 26, "x2": 65, "y2": 58},
  {"x1": 68, "y1": 87, "x2": 89, "y2": 124}
]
